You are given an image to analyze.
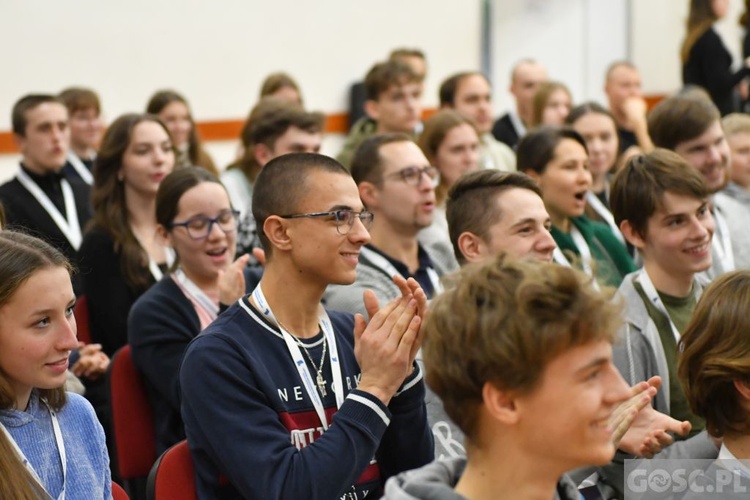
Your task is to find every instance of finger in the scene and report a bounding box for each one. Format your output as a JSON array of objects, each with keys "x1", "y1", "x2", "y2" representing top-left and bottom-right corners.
[
  {"x1": 646, "y1": 376, "x2": 662, "y2": 392},
  {"x1": 363, "y1": 289, "x2": 381, "y2": 321},
  {"x1": 233, "y1": 253, "x2": 251, "y2": 270},
  {"x1": 353, "y1": 313, "x2": 366, "y2": 344},
  {"x1": 396, "y1": 314, "x2": 421, "y2": 360},
  {"x1": 412, "y1": 285, "x2": 429, "y2": 321},
  {"x1": 381, "y1": 297, "x2": 416, "y2": 349},
  {"x1": 392, "y1": 275, "x2": 411, "y2": 298},
  {"x1": 252, "y1": 248, "x2": 267, "y2": 267}
]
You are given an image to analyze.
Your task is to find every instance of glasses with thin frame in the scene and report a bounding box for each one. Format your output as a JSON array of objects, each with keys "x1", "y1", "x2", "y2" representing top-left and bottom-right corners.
[
  {"x1": 385, "y1": 165, "x2": 440, "y2": 187},
  {"x1": 280, "y1": 209, "x2": 374, "y2": 235},
  {"x1": 169, "y1": 209, "x2": 240, "y2": 239}
]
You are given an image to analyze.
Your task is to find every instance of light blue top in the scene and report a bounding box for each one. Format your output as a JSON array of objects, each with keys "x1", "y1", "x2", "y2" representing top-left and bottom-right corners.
[{"x1": 0, "y1": 391, "x2": 112, "y2": 499}]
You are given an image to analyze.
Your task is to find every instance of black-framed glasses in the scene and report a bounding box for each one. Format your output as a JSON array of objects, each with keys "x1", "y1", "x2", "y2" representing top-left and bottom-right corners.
[
  {"x1": 385, "y1": 165, "x2": 440, "y2": 187},
  {"x1": 280, "y1": 209, "x2": 374, "y2": 235},
  {"x1": 168, "y1": 209, "x2": 240, "y2": 239}
]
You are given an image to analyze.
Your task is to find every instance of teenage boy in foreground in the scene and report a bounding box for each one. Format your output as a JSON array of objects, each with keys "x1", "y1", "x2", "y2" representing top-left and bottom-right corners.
[
  {"x1": 180, "y1": 153, "x2": 433, "y2": 498},
  {"x1": 384, "y1": 255, "x2": 631, "y2": 499},
  {"x1": 601, "y1": 149, "x2": 720, "y2": 496}
]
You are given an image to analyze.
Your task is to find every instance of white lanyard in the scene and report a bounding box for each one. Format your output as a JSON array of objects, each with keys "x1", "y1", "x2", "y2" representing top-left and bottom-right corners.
[
  {"x1": 0, "y1": 399, "x2": 66, "y2": 500},
  {"x1": 173, "y1": 269, "x2": 219, "y2": 320},
  {"x1": 552, "y1": 247, "x2": 572, "y2": 267},
  {"x1": 569, "y1": 225, "x2": 594, "y2": 278},
  {"x1": 148, "y1": 247, "x2": 175, "y2": 282},
  {"x1": 636, "y1": 269, "x2": 695, "y2": 344},
  {"x1": 360, "y1": 246, "x2": 443, "y2": 296},
  {"x1": 65, "y1": 151, "x2": 93, "y2": 185},
  {"x1": 585, "y1": 191, "x2": 626, "y2": 246},
  {"x1": 16, "y1": 169, "x2": 82, "y2": 250},
  {"x1": 246, "y1": 284, "x2": 344, "y2": 430},
  {"x1": 712, "y1": 206, "x2": 735, "y2": 274}
]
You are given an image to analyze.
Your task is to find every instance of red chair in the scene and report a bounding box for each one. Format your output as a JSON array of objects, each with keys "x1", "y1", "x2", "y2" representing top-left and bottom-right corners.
[
  {"x1": 74, "y1": 295, "x2": 92, "y2": 345},
  {"x1": 147, "y1": 440, "x2": 197, "y2": 500},
  {"x1": 112, "y1": 481, "x2": 130, "y2": 500},
  {"x1": 109, "y1": 345, "x2": 157, "y2": 497}
]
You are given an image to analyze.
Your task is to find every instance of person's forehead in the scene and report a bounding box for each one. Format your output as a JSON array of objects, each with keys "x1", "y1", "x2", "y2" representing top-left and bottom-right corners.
[
  {"x1": 457, "y1": 74, "x2": 489, "y2": 94},
  {"x1": 379, "y1": 141, "x2": 429, "y2": 173},
  {"x1": 678, "y1": 120, "x2": 724, "y2": 148},
  {"x1": 301, "y1": 171, "x2": 363, "y2": 210},
  {"x1": 26, "y1": 102, "x2": 68, "y2": 124},
  {"x1": 609, "y1": 65, "x2": 639, "y2": 83},
  {"x1": 514, "y1": 63, "x2": 545, "y2": 83},
  {"x1": 494, "y1": 188, "x2": 548, "y2": 224}
]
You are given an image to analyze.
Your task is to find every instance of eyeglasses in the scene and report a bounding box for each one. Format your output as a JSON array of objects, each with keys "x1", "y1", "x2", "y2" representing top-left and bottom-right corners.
[
  {"x1": 169, "y1": 209, "x2": 240, "y2": 239},
  {"x1": 280, "y1": 209, "x2": 374, "y2": 235},
  {"x1": 385, "y1": 165, "x2": 440, "y2": 187}
]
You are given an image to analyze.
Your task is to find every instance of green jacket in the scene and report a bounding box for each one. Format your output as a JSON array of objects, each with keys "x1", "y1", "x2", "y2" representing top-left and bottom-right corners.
[{"x1": 336, "y1": 117, "x2": 377, "y2": 170}]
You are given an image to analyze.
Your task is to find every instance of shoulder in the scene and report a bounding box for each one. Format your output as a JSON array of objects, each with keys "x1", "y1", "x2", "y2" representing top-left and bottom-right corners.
[
  {"x1": 59, "y1": 392, "x2": 100, "y2": 427},
  {"x1": 130, "y1": 277, "x2": 190, "y2": 318},
  {"x1": 79, "y1": 226, "x2": 115, "y2": 253}
]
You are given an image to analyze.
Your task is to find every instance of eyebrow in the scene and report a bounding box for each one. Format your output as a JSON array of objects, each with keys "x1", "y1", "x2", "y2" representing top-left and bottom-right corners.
[
  {"x1": 326, "y1": 204, "x2": 364, "y2": 212},
  {"x1": 509, "y1": 217, "x2": 543, "y2": 229},
  {"x1": 574, "y1": 356, "x2": 609, "y2": 375},
  {"x1": 660, "y1": 202, "x2": 708, "y2": 219}
]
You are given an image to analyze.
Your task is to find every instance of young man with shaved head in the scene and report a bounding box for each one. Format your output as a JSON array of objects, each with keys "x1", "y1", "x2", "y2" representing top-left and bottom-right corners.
[{"x1": 492, "y1": 59, "x2": 547, "y2": 149}]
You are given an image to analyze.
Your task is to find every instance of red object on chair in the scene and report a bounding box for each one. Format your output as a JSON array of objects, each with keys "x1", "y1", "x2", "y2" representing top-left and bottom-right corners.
[
  {"x1": 147, "y1": 440, "x2": 197, "y2": 500},
  {"x1": 112, "y1": 481, "x2": 130, "y2": 499},
  {"x1": 74, "y1": 295, "x2": 92, "y2": 345},
  {"x1": 109, "y1": 345, "x2": 157, "y2": 482}
]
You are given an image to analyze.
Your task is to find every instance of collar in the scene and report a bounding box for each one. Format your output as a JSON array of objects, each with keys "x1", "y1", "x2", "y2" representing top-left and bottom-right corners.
[
  {"x1": 20, "y1": 164, "x2": 66, "y2": 184},
  {"x1": 0, "y1": 390, "x2": 41, "y2": 427},
  {"x1": 365, "y1": 243, "x2": 434, "y2": 277}
]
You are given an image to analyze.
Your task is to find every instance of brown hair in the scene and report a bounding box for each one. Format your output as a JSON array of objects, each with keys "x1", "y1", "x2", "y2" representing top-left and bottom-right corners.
[
  {"x1": 252, "y1": 153, "x2": 349, "y2": 256},
  {"x1": 681, "y1": 0, "x2": 719, "y2": 63},
  {"x1": 609, "y1": 149, "x2": 709, "y2": 239},
  {"x1": 418, "y1": 109, "x2": 478, "y2": 205},
  {"x1": 438, "y1": 72, "x2": 487, "y2": 107},
  {"x1": 259, "y1": 72, "x2": 303, "y2": 105},
  {"x1": 90, "y1": 113, "x2": 175, "y2": 291},
  {"x1": 722, "y1": 112, "x2": 750, "y2": 137},
  {"x1": 423, "y1": 254, "x2": 620, "y2": 444},
  {"x1": 516, "y1": 125, "x2": 587, "y2": 175},
  {"x1": 228, "y1": 98, "x2": 324, "y2": 183},
  {"x1": 364, "y1": 59, "x2": 422, "y2": 101},
  {"x1": 531, "y1": 81, "x2": 572, "y2": 127},
  {"x1": 446, "y1": 170, "x2": 542, "y2": 264},
  {"x1": 146, "y1": 90, "x2": 217, "y2": 175},
  {"x1": 679, "y1": 270, "x2": 750, "y2": 438},
  {"x1": 647, "y1": 93, "x2": 720, "y2": 151},
  {"x1": 58, "y1": 87, "x2": 101, "y2": 115},
  {"x1": 350, "y1": 132, "x2": 414, "y2": 185},
  {"x1": 11, "y1": 94, "x2": 64, "y2": 137},
  {"x1": 0, "y1": 231, "x2": 71, "y2": 499}
]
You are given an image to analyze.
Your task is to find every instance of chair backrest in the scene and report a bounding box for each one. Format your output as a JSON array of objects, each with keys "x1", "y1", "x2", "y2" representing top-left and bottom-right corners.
[
  {"x1": 147, "y1": 440, "x2": 196, "y2": 500},
  {"x1": 112, "y1": 481, "x2": 130, "y2": 500},
  {"x1": 74, "y1": 295, "x2": 92, "y2": 345},
  {"x1": 109, "y1": 345, "x2": 157, "y2": 480}
]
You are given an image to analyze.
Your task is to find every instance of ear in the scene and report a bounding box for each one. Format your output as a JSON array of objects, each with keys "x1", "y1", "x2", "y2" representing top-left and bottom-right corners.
[
  {"x1": 358, "y1": 181, "x2": 380, "y2": 209},
  {"x1": 523, "y1": 169, "x2": 541, "y2": 185},
  {"x1": 458, "y1": 232, "x2": 487, "y2": 263},
  {"x1": 364, "y1": 99, "x2": 380, "y2": 121},
  {"x1": 263, "y1": 215, "x2": 293, "y2": 252},
  {"x1": 156, "y1": 224, "x2": 172, "y2": 247},
  {"x1": 482, "y1": 381, "x2": 519, "y2": 425},
  {"x1": 734, "y1": 380, "x2": 750, "y2": 402},
  {"x1": 619, "y1": 220, "x2": 646, "y2": 250},
  {"x1": 12, "y1": 133, "x2": 25, "y2": 152},
  {"x1": 253, "y1": 143, "x2": 274, "y2": 168}
]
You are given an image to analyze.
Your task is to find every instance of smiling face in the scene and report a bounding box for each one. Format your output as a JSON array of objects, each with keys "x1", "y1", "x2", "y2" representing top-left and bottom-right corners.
[
  {"x1": 16, "y1": 102, "x2": 70, "y2": 174},
  {"x1": 571, "y1": 112, "x2": 619, "y2": 183},
  {"x1": 0, "y1": 266, "x2": 78, "y2": 409},
  {"x1": 120, "y1": 121, "x2": 175, "y2": 198},
  {"x1": 367, "y1": 141, "x2": 437, "y2": 235},
  {"x1": 529, "y1": 138, "x2": 592, "y2": 229},
  {"x1": 164, "y1": 182, "x2": 237, "y2": 289},
  {"x1": 512, "y1": 339, "x2": 629, "y2": 471},
  {"x1": 480, "y1": 187, "x2": 556, "y2": 263},
  {"x1": 673, "y1": 120, "x2": 730, "y2": 193},
  {"x1": 434, "y1": 123, "x2": 480, "y2": 188},
  {"x1": 629, "y1": 191, "x2": 714, "y2": 280}
]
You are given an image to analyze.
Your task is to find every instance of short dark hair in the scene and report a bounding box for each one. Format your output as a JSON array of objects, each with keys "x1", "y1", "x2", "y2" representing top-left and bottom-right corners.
[
  {"x1": 350, "y1": 132, "x2": 414, "y2": 185},
  {"x1": 252, "y1": 153, "x2": 349, "y2": 255},
  {"x1": 647, "y1": 93, "x2": 720, "y2": 150},
  {"x1": 58, "y1": 87, "x2": 101, "y2": 115},
  {"x1": 11, "y1": 94, "x2": 65, "y2": 136},
  {"x1": 156, "y1": 167, "x2": 221, "y2": 231},
  {"x1": 364, "y1": 60, "x2": 421, "y2": 101},
  {"x1": 447, "y1": 170, "x2": 542, "y2": 264},
  {"x1": 438, "y1": 72, "x2": 487, "y2": 107},
  {"x1": 516, "y1": 126, "x2": 587, "y2": 175},
  {"x1": 609, "y1": 148, "x2": 709, "y2": 239}
]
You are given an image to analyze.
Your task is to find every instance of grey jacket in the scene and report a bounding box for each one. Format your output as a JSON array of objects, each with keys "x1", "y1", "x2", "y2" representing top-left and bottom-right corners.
[
  {"x1": 598, "y1": 271, "x2": 718, "y2": 498},
  {"x1": 383, "y1": 457, "x2": 582, "y2": 500},
  {"x1": 711, "y1": 191, "x2": 750, "y2": 276}
]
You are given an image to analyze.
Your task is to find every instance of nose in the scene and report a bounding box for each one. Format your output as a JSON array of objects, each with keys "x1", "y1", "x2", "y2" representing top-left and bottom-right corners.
[
  {"x1": 579, "y1": 166, "x2": 593, "y2": 187},
  {"x1": 536, "y1": 230, "x2": 558, "y2": 256},
  {"x1": 348, "y1": 214, "x2": 372, "y2": 246},
  {"x1": 61, "y1": 316, "x2": 80, "y2": 351},
  {"x1": 604, "y1": 364, "x2": 631, "y2": 406},
  {"x1": 691, "y1": 212, "x2": 713, "y2": 240}
]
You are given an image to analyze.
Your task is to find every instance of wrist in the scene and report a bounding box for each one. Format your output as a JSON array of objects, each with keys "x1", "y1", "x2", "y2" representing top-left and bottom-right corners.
[{"x1": 357, "y1": 381, "x2": 393, "y2": 406}]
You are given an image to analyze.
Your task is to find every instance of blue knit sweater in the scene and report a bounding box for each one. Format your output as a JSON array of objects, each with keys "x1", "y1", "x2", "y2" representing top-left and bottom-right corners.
[{"x1": 0, "y1": 391, "x2": 112, "y2": 499}]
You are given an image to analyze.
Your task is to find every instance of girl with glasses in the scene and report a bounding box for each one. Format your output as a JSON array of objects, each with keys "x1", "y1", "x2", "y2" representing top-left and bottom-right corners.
[{"x1": 129, "y1": 167, "x2": 256, "y2": 454}]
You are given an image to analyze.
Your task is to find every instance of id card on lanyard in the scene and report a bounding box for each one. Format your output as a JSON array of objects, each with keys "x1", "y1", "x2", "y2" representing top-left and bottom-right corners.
[
  {"x1": 243, "y1": 284, "x2": 345, "y2": 430},
  {"x1": 0, "y1": 399, "x2": 67, "y2": 500}
]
